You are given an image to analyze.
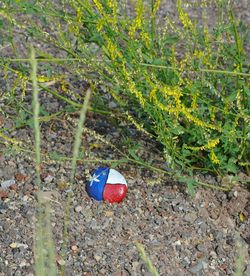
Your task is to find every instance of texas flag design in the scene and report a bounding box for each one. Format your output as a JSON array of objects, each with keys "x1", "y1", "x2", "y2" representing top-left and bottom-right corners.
[{"x1": 86, "y1": 167, "x2": 127, "y2": 203}]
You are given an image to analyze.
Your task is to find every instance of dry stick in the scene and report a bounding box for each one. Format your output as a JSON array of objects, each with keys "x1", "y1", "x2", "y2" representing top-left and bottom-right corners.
[{"x1": 60, "y1": 88, "x2": 92, "y2": 275}]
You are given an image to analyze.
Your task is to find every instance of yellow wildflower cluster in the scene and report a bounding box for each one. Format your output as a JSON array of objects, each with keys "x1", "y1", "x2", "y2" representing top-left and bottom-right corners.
[
  {"x1": 121, "y1": 62, "x2": 146, "y2": 107},
  {"x1": 191, "y1": 93, "x2": 198, "y2": 110},
  {"x1": 236, "y1": 89, "x2": 243, "y2": 111},
  {"x1": 128, "y1": 0, "x2": 143, "y2": 38},
  {"x1": 209, "y1": 106, "x2": 217, "y2": 122},
  {"x1": 93, "y1": 0, "x2": 118, "y2": 31},
  {"x1": 177, "y1": 0, "x2": 195, "y2": 31},
  {"x1": 152, "y1": 0, "x2": 161, "y2": 16},
  {"x1": 92, "y1": 0, "x2": 104, "y2": 15},
  {"x1": 103, "y1": 35, "x2": 122, "y2": 60},
  {"x1": 179, "y1": 52, "x2": 192, "y2": 82},
  {"x1": 181, "y1": 106, "x2": 220, "y2": 131},
  {"x1": 68, "y1": 7, "x2": 83, "y2": 36},
  {"x1": 125, "y1": 112, "x2": 152, "y2": 137},
  {"x1": 150, "y1": 84, "x2": 220, "y2": 131},
  {"x1": 37, "y1": 75, "x2": 63, "y2": 83},
  {"x1": 107, "y1": 0, "x2": 117, "y2": 12},
  {"x1": 210, "y1": 150, "x2": 220, "y2": 164},
  {"x1": 141, "y1": 31, "x2": 150, "y2": 48},
  {"x1": 193, "y1": 49, "x2": 204, "y2": 60},
  {"x1": 203, "y1": 20, "x2": 210, "y2": 46},
  {"x1": 107, "y1": 0, "x2": 118, "y2": 28},
  {"x1": 185, "y1": 138, "x2": 220, "y2": 151}
]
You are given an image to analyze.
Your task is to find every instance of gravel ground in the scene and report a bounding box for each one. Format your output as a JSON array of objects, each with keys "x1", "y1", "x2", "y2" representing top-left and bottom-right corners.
[
  {"x1": 0, "y1": 103, "x2": 249, "y2": 275},
  {"x1": 0, "y1": 1, "x2": 249, "y2": 275}
]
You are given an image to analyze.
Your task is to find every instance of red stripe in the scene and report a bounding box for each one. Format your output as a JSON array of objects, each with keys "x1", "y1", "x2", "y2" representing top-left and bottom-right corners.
[{"x1": 103, "y1": 184, "x2": 127, "y2": 203}]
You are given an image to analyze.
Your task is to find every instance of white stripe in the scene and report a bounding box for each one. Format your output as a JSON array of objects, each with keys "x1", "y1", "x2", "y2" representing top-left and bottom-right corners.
[{"x1": 107, "y1": 169, "x2": 127, "y2": 186}]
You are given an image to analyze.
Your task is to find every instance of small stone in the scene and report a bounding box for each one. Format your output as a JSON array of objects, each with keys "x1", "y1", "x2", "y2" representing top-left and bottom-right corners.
[
  {"x1": 56, "y1": 256, "x2": 66, "y2": 266},
  {"x1": 200, "y1": 222, "x2": 208, "y2": 232},
  {"x1": 9, "y1": 184, "x2": 17, "y2": 191},
  {"x1": 108, "y1": 101, "x2": 117, "y2": 108},
  {"x1": 244, "y1": 264, "x2": 250, "y2": 276},
  {"x1": 174, "y1": 240, "x2": 182, "y2": 251},
  {"x1": 189, "y1": 261, "x2": 205, "y2": 274},
  {"x1": 1, "y1": 179, "x2": 16, "y2": 189},
  {"x1": 132, "y1": 261, "x2": 140, "y2": 270},
  {"x1": 22, "y1": 195, "x2": 29, "y2": 202},
  {"x1": 15, "y1": 173, "x2": 28, "y2": 182},
  {"x1": 75, "y1": 206, "x2": 82, "y2": 213},
  {"x1": 71, "y1": 245, "x2": 78, "y2": 252},
  {"x1": 174, "y1": 240, "x2": 182, "y2": 246},
  {"x1": 183, "y1": 212, "x2": 197, "y2": 223},
  {"x1": 195, "y1": 218, "x2": 204, "y2": 225},
  {"x1": 183, "y1": 256, "x2": 191, "y2": 265},
  {"x1": 0, "y1": 189, "x2": 8, "y2": 199},
  {"x1": 86, "y1": 167, "x2": 127, "y2": 203},
  {"x1": 57, "y1": 181, "x2": 68, "y2": 190},
  {"x1": 94, "y1": 255, "x2": 101, "y2": 262},
  {"x1": 210, "y1": 250, "x2": 217, "y2": 259},
  {"x1": 89, "y1": 220, "x2": 98, "y2": 230},
  {"x1": 196, "y1": 244, "x2": 206, "y2": 252},
  {"x1": 19, "y1": 260, "x2": 27, "y2": 268},
  {"x1": 112, "y1": 269, "x2": 130, "y2": 276},
  {"x1": 9, "y1": 242, "x2": 28, "y2": 249},
  {"x1": 104, "y1": 211, "x2": 114, "y2": 217},
  {"x1": 44, "y1": 175, "x2": 54, "y2": 183}
]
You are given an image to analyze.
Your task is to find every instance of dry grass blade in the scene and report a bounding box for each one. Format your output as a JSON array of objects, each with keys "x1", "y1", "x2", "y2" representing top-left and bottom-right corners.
[
  {"x1": 60, "y1": 87, "x2": 92, "y2": 275},
  {"x1": 136, "y1": 242, "x2": 159, "y2": 276},
  {"x1": 30, "y1": 47, "x2": 56, "y2": 276}
]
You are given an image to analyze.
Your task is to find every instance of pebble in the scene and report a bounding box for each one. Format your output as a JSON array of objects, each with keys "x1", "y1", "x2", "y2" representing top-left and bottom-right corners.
[
  {"x1": 44, "y1": 174, "x2": 54, "y2": 183},
  {"x1": 9, "y1": 243, "x2": 28, "y2": 249},
  {"x1": 57, "y1": 258, "x2": 66, "y2": 266},
  {"x1": 94, "y1": 255, "x2": 102, "y2": 262},
  {"x1": 183, "y1": 212, "x2": 198, "y2": 223},
  {"x1": 189, "y1": 261, "x2": 207, "y2": 274},
  {"x1": 75, "y1": 206, "x2": 83, "y2": 213},
  {"x1": 209, "y1": 251, "x2": 217, "y2": 259},
  {"x1": 196, "y1": 244, "x2": 206, "y2": 252},
  {"x1": 200, "y1": 222, "x2": 208, "y2": 232},
  {"x1": 1, "y1": 166, "x2": 16, "y2": 179},
  {"x1": 1, "y1": 179, "x2": 16, "y2": 189},
  {"x1": 89, "y1": 220, "x2": 98, "y2": 230},
  {"x1": 19, "y1": 260, "x2": 27, "y2": 268},
  {"x1": 244, "y1": 264, "x2": 250, "y2": 276}
]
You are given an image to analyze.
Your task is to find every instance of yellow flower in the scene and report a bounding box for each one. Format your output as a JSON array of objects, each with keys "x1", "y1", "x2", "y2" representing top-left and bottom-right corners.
[
  {"x1": 210, "y1": 150, "x2": 220, "y2": 164},
  {"x1": 92, "y1": 0, "x2": 104, "y2": 14},
  {"x1": 141, "y1": 31, "x2": 150, "y2": 48},
  {"x1": 128, "y1": 0, "x2": 143, "y2": 38},
  {"x1": 177, "y1": 0, "x2": 194, "y2": 31},
  {"x1": 185, "y1": 138, "x2": 220, "y2": 151},
  {"x1": 152, "y1": 0, "x2": 161, "y2": 16}
]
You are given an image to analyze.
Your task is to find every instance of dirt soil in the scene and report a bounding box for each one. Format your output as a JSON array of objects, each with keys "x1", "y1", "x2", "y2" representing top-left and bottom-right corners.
[
  {"x1": 0, "y1": 101, "x2": 249, "y2": 276},
  {"x1": 0, "y1": 1, "x2": 250, "y2": 275}
]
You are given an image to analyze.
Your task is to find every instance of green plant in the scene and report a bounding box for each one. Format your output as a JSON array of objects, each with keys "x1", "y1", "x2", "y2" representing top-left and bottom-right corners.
[{"x1": 1, "y1": 1, "x2": 249, "y2": 187}]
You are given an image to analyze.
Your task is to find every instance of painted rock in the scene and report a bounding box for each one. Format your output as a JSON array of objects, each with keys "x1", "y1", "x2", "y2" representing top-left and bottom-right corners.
[{"x1": 86, "y1": 167, "x2": 127, "y2": 203}]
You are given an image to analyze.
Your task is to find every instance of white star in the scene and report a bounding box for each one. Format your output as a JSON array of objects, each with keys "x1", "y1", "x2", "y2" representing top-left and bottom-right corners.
[{"x1": 89, "y1": 173, "x2": 101, "y2": 187}]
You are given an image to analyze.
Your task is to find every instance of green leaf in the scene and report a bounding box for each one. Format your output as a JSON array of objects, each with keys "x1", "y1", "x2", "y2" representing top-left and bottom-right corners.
[
  {"x1": 187, "y1": 179, "x2": 196, "y2": 197},
  {"x1": 227, "y1": 159, "x2": 237, "y2": 174}
]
